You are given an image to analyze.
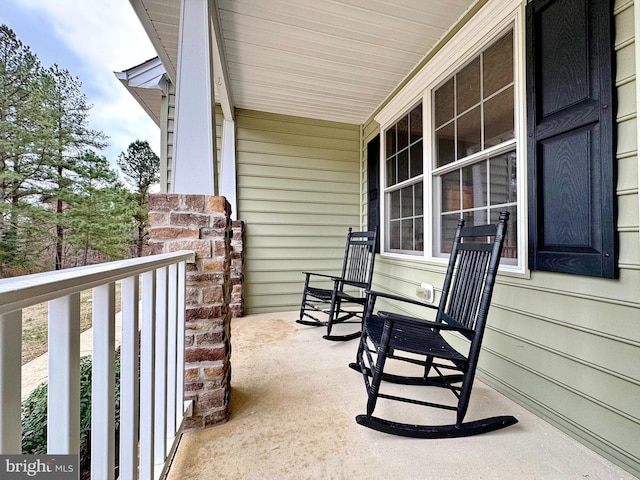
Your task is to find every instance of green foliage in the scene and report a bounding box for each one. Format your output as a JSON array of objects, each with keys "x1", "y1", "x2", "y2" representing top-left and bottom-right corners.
[
  {"x1": 117, "y1": 140, "x2": 160, "y2": 257},
  {"x1": 0, "y1": 25, "x2": 158, "y2": 274},
  {"x1": 21, "y1": 353, "x2": 122, "y2": 472}
]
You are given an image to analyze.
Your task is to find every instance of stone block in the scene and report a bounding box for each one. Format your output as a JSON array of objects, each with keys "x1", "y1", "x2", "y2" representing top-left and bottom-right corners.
[
  {"x1": 201, "y1": 259, "x2": 226, "y2": 273},
  {"x1": 169, "y1": 239, "x2": 211, "y2": 259},
  {"x1": 148, "y1": 194, "x2": 180, "y2": 211},
  {"x1": 185, "y1": 367, "x2": 200, "y2": 383},
  {"x1": 197, "y1": 389, "x2": 226, "y2": 411},
  {"x1": 170, "y1": 212, "x2": 211, "y2": 228},
  {"x1": 182, "y1": 195, "x2": 205, "y2": 212},
  {"x1": 185, "y1": 382, "x2": 204, "y2": 392},
  {"x1": 185, "y1": 306, "x2": 222, "y2": 321},
  {"x1": 185, "y1": 346, "x2": 226, "y2": 363},
  {"x1": 206, "y1": 196, "x2": 229, "y2": 214},
  {"x1": 149, "y1": 226, "x2": 200, "y2": 239},
  {"x1": 195, "y1": 331, "x2": 224, "y2": 345},
  {"x1": 148, "y1": 211, "x2": 169, "y2": 225},
  {"x1": 201, "y1": 285, "x2": 225, "y2": 304}
]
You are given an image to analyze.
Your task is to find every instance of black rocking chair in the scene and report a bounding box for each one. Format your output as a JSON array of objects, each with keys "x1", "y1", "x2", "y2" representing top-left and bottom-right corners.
[
  {"x1": 297, "y1": 228, "x2": 377, "y2": 341},
  {"x1": 349, "y1": 212, "x2": 517, "y2": 437}
]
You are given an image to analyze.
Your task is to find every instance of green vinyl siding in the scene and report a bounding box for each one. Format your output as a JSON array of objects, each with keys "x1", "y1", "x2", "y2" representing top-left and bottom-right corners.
[
  {"x1": 235, "y1": 109, "x2": 361, "y2": 314},
  {"x1": 361, "y1": 0, "x2": 640, "y2": 476}
]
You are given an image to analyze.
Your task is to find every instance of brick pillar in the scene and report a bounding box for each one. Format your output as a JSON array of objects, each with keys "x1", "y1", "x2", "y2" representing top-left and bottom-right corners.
[
  {"x1": 230, "y1": 220, "x2": 245, "y2": 318},
  {"x1": 147, "y1": 194, "x2": 232, "y2": 429}
]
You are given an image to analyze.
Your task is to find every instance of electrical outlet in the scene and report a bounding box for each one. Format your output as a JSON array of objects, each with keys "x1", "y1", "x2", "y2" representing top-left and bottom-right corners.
[{"x1": 416, "y1": 282, "x2": 434, "y2": 303}]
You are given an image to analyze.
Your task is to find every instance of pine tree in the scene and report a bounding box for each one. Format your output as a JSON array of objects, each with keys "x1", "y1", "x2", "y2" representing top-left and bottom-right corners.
[
  {"x1": 66, "y1": 151, "x2": 135, "y2": 265},
  {"x1": 0, "y1": 25, "x2": 55, "y2": 275},
  {"x1": 40, "y1": 65, "x2": 107, "y2": 269},
  {"x1": 117, "y1": 140, "x2": 159, "y2": 257}
]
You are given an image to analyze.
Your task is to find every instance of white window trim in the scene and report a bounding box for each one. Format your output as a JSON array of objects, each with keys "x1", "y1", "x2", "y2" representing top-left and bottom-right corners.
[{"x1": 375, "y1": 0, "x2": 526, "y2": 274}]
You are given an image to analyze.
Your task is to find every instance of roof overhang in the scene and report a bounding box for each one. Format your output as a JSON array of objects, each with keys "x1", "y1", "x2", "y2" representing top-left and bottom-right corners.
[
  {"x1": 128, "y1": 0, "x2": 480, "y2": 125},
  {"x1": 115, "y1": 57, "x2": 169, "y2": 127}
]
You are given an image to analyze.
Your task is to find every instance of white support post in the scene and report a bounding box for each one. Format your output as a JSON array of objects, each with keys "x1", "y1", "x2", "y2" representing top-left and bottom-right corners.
[
  {"x1": 47, "y1": 294, "x2": 81, "y2": 455},
  {"x1": 172, "y1": 0, "x2": 217, "y2": 194},
  {"x1": 220, "y1": 119, "x2": 237, "y2": 219},
  {"x1": 154, "y1": 267, "x2": 168, "y2": 466},
  {"x1": 120, "y1": 276, "x2": 140, "y2": 480},
  {"x1": 140, "y1": 271, "x2": 156, "y2": 480},
  {"x1": 0, "y1": 311, "x2": 22, "y2": 454},
  {"x1": 91, "y1": 284, "x2": 116, "y2": 480}
]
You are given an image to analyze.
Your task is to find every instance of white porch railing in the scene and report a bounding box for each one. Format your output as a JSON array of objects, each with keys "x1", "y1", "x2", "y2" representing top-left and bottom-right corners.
[{"x1": 0, "y1": 251, "x2": 194, "y2": 480}]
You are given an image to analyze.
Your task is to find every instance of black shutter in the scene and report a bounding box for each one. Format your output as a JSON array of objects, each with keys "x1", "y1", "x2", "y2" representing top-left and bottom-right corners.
[
  {"x1": 367, "y1": 135, "x2": 380, "y2": 253},
  {"x1": 526, "y1": 0, "x2": 617, "y2": 278}
]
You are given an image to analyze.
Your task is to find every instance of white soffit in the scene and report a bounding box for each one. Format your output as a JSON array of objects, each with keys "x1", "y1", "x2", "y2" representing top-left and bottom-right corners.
[
  {"x1": 115, "y1": 57, "x2": 168, "y2": 126},
  {"x1": 131, "y1": 0, "x2": 477, "y2": 125}
]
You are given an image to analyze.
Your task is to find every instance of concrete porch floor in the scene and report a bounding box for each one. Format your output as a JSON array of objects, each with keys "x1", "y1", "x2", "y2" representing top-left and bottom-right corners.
[{"x1": 167, "y1": 311, "x2": 635, "y2": 480}]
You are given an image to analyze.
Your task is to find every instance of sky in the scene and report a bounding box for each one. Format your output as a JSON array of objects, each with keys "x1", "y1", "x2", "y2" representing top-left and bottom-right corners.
[{"x1": 0, "y1": 0, "x2": 161, "y2": 163}]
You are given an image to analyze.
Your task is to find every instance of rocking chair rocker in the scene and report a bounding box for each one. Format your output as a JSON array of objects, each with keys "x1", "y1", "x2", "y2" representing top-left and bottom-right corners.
[
  {"x1": 297, "y1": 228, "x2": 377, "y2": 341},
  {"x1": 349, "y1": 212, "x2": 517, "y2": 437}
]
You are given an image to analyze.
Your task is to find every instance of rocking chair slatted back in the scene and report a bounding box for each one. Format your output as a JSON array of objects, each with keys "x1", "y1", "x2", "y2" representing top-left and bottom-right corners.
[
  {"x1": 437, "y1": 217, "x2": 508, "y2": 340},
  {"x1": 344, "y1": 238, "x2": 375, "y2": 287}
]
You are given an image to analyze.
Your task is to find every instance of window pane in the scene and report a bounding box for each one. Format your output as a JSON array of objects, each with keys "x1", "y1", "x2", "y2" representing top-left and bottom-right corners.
[
  {"x1": 483, "y1": 31, "x2": 513, "y2": 98},
  {"x1": 397, "y1": 115, "x2": 409, "y2": 151},
  {"x1": 434, "y1": 78, "x2": 454, "y2": 127},
  {"x1": 463, "y1": 209, "x2": 487, "y2": 228},
  {"x1": 490, "y1": 206, "x2": 517, "y2": 260},
  {"x1": 415, "y1": 182, "x2": 423, "y2": 215},
  {"x1": 457, "y1": 106, "x2": 481, "y2": 158},
  {"x1": 386, "y1": 156, "x2": 396, "y2": 187},
  {"x1": 489, "y1": 151, "x2": 517, "y2": 205},
  {"x1": 401, "y1": 185, "x2": 413, "y2": 217},
  {"x1": 435, "y1": 121, "x2": 455, "y2": 167},
  {"x1": 410, "y1": 140, "x2": 423, "y2": 178},
  {"x1": 441, "y1": 170, "x2": 460, "y2": 213},
  {"x1": 386, "y1": 125, "x2": 396, "y2": 159},
  {"x1": 401, "y1": 219, "x2": 414, "y2": 250},
  {"x1": 397, "y1": 149, "x2": 409, "y2": 183},
  {"x1": 389, "y1": 220, "x2": 400, "y2": 249},
  {"x1": 461, "y1": 162, "x2": 487, "y2": 210},
  {"x1": 410, "y1": 105, "x2": 422, "y2": 144},
  {"x1": 415, "y1": 216, "x2": 424, "y2": 251},
  {"x1": 389, "y1": 189, "x2": 401, "y2": 219},
  {"x1": 457, "y1": 58, "x2": 480, "y2": 113},
  {"x1": 440, "y1": 214, "x2": 460, "y2": 254},
  {"x1": 484, "y1": 87, "x2": 514, "y2": 148}
]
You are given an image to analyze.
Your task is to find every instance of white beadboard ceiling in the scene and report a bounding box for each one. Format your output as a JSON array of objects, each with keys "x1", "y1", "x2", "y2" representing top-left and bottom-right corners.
[{"x1": 130, "y1": 0, "x2": 477, "y2": 125}]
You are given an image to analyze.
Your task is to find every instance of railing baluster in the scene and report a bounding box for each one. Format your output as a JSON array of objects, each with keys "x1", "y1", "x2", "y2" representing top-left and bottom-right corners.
[
  {"x1": 166, "y1": 263, "x2": 178, "y2": 439},
  {"x1": 48, "y1": 294, "x2": 81, "y2": 455},
  {"x1": 120, "y1": 276, "x2": 140, "y2": 480},
  {"x1": 91, "y1": 283, "x2": 116, "y2": 480},
  {"x1": 140, "y1": 270, "x2": 156, "y2": 480},
  {"x1": 176, "y1": 261, "x2": 187, "y2": 424},
  {"x1": 0, "y1": 310, "x2": 22, "y2": 454},
  {"x1": 154, "y1": 267, "x2": 168, "y2": 472}
]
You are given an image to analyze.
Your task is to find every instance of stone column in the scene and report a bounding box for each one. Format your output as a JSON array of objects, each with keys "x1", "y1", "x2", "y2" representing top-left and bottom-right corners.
[{"x1": 147, "y1": 193, "x2": 232, "y2": 428}]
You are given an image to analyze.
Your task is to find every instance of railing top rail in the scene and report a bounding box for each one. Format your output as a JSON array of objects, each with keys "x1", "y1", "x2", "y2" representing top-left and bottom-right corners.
[{"x1": 0, "y1": 251, "x2": 193, "y2": 316}]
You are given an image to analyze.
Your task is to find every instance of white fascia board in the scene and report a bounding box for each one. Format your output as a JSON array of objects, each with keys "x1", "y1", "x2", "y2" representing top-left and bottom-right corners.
[{"x1": 129, "y1": 0, "x2": 177, "y2": 84}]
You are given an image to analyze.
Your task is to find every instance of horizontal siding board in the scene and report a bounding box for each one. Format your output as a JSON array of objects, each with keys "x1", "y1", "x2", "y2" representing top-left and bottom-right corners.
[
  {"x1": 237, "y1": 164, "x2": 359, "y2": 183},
  {"x1": 238, "y1": 176, "x2": 357, "y2": 194},
  {"x1": 238, "y1": 151, "x2": 358, "y2": 172},
  {"x1": 618, "y1": 155, "x2": 639, "y2": 193},
  {"x1": 237, "y1": 139, "x2": 357, "y2": 162},
  {"x1": 236, "y1": 109, "x2": 360, "y2": 313}
]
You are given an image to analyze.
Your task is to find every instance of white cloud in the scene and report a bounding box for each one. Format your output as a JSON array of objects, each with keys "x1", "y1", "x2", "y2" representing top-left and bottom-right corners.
[{"x1": 15, "y1": 0, "x2": 161, "y2": 160}]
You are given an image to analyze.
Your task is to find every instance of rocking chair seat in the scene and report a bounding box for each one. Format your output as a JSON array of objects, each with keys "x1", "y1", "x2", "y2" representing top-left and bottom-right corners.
[{"x1": 364, "y1": 313, "x2": 468, "y2": 364}]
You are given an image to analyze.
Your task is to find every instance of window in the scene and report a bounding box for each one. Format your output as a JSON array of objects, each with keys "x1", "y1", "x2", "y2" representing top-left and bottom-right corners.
[
  {"x1": 377, "y1": 1, "x2": 523, "y2": 269},
  {"x1": 432, "y1": 30, "x2": 518, "y2": 261},
  {"x1": 384, "y1": 104, "x2": 424, "y2": 254}
]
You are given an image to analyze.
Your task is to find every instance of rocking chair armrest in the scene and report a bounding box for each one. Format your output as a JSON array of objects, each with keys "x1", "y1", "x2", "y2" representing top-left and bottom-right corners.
[
  {"x1": 302, "y1": 272, "x2": 343, "y2": 282},
  {"x1": 377, "y1": 310, "x2": 474, "y2": 335},
  {"x1": 365, "y1": 289, "x2": 438, "y2": 310}
]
